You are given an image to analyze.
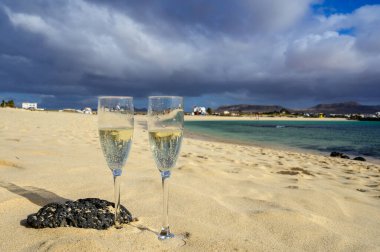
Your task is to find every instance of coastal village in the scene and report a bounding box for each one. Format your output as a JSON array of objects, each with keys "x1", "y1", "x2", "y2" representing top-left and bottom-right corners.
[
  {"x1": 2, "y1": 101, "x2": 94, "y2": 115},
  {"x1": 1, "y1": 99, "x2": 380, "y2": 120},
  {"x1": 189, "y1": 103, "x2": 380, "y2": 121}
]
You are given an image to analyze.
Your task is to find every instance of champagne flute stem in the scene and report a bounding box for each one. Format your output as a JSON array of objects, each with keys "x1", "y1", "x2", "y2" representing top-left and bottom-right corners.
[
  {"x1": 159, "y1": 171, "x2": 173, "y2": 239},
  {"x1": 162, "y1": 176, "x2": 169, "y2": 231},
  {"x1": 113, "y1": 174, "x2": 121, "y2": 229}
]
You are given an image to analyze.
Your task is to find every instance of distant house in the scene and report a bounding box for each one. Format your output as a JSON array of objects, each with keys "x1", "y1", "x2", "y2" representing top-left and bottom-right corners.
[
  {"x1": 192, "y1": 106, "x2": 206, "y2": 115},
  {"x1": 22, "y1": 102, "x2": 37, "y2": 110},
  {"x1": 83, "y1": 107, "x2": 92, "y2": 114},
  {"x1": 376, "y1": 112, "x2": 380, "y2": 118},
  {"x1": 223, "y1": 110, "x2": 230, "y2": 115}
]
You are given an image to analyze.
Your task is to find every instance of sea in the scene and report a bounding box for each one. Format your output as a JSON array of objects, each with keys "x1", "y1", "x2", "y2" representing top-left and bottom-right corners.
[{"x1": 185, "y1": 120, "x2": 380, "y2": 162}]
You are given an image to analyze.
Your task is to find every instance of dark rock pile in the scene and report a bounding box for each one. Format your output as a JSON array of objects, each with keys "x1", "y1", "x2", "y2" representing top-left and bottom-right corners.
[
  {"x1": 330, "y1": 152, "x2": 366, "y2": 161},
  {"x1": 27, "y1": 198, "x2": 133, "y2": 230},
  {"x1": 330, "y1": 151, "x2": 350, "y2": 159}
]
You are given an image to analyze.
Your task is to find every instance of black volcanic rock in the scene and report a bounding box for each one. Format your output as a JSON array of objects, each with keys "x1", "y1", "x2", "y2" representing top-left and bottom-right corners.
[
  {"x1": 330, "y1": 151, "x2": 342, "y2": 157},
  {"x1": 330, "y1": 152, "x2": 350, "y2": 159},
  {"x1": 353, "y1": 157, "x2": 366, "y2": 161},
  {"x1": 27, "y1": 198, "x2": 133, "y2": 230}
]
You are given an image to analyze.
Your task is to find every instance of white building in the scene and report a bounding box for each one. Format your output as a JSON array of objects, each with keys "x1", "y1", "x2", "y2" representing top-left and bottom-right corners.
[
  {"x1": 83, "y1": 107, "x2": 92, "y2": 114},
  {"x1": 192, "y1": 106, "x2": 206, "y2": 115},
  {"x1": 376, "y1": 112, "x2": 380, "y2": 118},
  {"x1": 22, "y1": 102, "x2": 37, "y2": 110}
]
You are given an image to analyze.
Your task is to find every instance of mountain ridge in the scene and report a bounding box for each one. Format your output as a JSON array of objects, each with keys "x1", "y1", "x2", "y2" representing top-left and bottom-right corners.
[
  {"x1": 306, "y1": 101, "x2": 380, "y2": 114},
  {"x1": 215, "y1": 102, "x2": 380, "y2": 114},
  {"x1": 215, "y1": 104, "x2": 286, "y2": 113}
]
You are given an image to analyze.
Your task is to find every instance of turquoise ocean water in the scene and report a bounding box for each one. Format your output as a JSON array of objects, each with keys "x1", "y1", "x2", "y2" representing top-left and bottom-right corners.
[{"x1": 185, "y1": 120, "x2": 380, "y2": 161}]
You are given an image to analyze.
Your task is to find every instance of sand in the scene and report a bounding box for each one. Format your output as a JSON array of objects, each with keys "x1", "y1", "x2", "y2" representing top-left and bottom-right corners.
[{"x1": 0, "y1": 108, "x2": 379, "y2": 251}]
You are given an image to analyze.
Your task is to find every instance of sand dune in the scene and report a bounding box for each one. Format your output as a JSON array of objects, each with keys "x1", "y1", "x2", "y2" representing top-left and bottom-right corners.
[{"x1": 0, "y1": 108, "x2": 379, "y2": 251}]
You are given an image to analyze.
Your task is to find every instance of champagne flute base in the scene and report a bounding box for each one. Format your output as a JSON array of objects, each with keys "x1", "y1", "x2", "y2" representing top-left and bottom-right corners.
[{"x1": 158, "y1": 227, "x2": 174, "y2": 240}]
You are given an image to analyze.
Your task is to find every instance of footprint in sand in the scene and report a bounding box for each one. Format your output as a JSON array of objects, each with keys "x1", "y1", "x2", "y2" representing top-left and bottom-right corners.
[
  {"x1": 286, "y1": 185, "x2": 299, "y2": 189},
  {"x1": 365, "y1": 184, "x2": 378, "y2": 188},
  {"x1": 177, "y1": 165, "x2": 194, "y2": 173},
  {"x1": 356, "y1": 189, "x2": 367, "y2": 192},
  {"x1": 291, "y1": 167, "x2": 314, "y2": 176},
  {"x1": 225, "y1": 168, "x2": 240, "y2": 174},
  {"x1": 277, "y1": 170, "x2": 299, "y2": 175},
  {"x1": 35, "y1": 238, "x2": 107, "y2": 251},
  {"x1": 277, "y1": 168, "x2": 314, "y2": 176},
  {"x1": 0, "y1": 160, "x2": 23, "y2": 169},
  {"x1": 5, "y1": 138, "x2": 20, "y2": 142},
  {"x1": 219, "y1": 196, "x2": 287, "y2": 216}
]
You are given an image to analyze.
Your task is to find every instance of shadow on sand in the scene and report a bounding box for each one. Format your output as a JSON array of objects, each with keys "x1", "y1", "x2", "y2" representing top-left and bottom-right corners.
[
  {"x1": 0, "y1": 181, "x2": 71, "y2": 228},
  {"x1": 0, "y1": 181, "x2": 70, "y2": 206}
]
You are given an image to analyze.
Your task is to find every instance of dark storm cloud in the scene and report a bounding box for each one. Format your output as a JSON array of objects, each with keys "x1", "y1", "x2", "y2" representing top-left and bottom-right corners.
[
  {"x1": 0, "y1": 0, "x2": 379, "y2": 108},
  {"x1": 87, "y1": 0, "x2": 312, "y2": 34}
]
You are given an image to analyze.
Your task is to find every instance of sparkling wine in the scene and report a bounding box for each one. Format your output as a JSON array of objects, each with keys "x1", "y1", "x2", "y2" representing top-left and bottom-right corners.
[
  {"x1": 149, "y1": 129, "x2": 183, "y2": 171},
  {"x1": 99, "y1": 128, "x2": 133, "y2": 171}
]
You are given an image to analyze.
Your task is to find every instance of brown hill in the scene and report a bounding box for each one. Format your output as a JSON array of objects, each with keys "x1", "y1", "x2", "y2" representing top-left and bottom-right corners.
[
  {"x1": 216, "y1": 104, "x2": 287, "y2": 113},
  {"x1": 306, "y1": 102, "x2": 380, "y2": 114}
]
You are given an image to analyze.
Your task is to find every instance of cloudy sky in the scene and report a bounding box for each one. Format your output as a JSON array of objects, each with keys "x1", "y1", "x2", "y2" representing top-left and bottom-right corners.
[{"x1": 0, "y1": 0, "x2": 379, "y2": 110}]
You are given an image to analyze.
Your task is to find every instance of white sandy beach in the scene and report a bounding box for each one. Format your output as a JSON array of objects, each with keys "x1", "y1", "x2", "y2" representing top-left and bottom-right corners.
[{"x1": 0, "y1": 108, "x2": 379, "y2": 251}]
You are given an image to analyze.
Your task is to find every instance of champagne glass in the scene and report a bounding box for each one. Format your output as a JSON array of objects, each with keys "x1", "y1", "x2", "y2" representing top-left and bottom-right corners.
[
  {"x1": 148, "y1": 96, "x2": 184, "y2": 240},
  {"x1": 98, "y1": 96, "x2": 134, "y2": 228}
]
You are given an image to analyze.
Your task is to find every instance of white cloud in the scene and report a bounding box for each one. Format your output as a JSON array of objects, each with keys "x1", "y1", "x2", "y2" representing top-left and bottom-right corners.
[
  {"x1": 4, "y1": 7, "x2": 56, "y2": 36},
  {"x1": 285, "y1": 31, "x2": 364, "y2": 72}
]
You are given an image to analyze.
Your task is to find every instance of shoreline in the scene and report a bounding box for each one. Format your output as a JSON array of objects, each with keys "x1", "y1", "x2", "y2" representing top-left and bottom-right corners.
[
  {"x1": 184, "y1": 128, "x2": 380, "y2": 165},
  {"x1": 185, "y1": 115, "x2": 349, "y2": 121},
  {"x1": 1, "y1": 109, "x2": 350, "y2": 121}
]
